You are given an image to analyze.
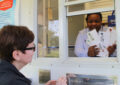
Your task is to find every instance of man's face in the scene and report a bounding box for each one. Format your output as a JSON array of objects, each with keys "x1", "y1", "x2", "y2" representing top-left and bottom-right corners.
[{"x1": 87, "y1": 14, "x2": 102, "y2": 32}]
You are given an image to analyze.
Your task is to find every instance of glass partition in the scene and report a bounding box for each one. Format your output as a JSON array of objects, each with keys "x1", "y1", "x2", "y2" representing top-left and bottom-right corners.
[{"x1": 37, "y1": 0, "x2": 59, "y2": 58}]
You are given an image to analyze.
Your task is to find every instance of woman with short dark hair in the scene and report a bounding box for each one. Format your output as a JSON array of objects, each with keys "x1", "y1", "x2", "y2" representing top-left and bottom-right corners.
[{"x1": 0, "y1": 25, "x2": 67, "y2": 85}]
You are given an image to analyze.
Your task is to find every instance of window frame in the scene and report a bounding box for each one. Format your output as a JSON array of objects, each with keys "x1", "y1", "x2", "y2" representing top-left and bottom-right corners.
[
  {"x1": 65, "y1": 0, "x2": 120, "y2": 64},
  {"x1": 35, "y1": 0, "x2": 120, "y2": 65}
]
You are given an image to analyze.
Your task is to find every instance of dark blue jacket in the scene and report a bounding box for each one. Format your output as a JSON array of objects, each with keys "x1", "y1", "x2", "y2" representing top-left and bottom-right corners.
[{"x1": 0, "y1": 60, "x2": 31, "y2": 85}]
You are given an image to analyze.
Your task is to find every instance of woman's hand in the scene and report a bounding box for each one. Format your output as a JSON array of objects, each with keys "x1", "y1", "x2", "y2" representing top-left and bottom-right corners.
[
  {"x1": 45, "y1": 80, "x2": 56, "y2": 85},
  {"x1": 56, "y1": 77, "x2": 67, "y2": 85},
  {"x1": 45, "y1": 77, "x2": 67, "y2": 85}
]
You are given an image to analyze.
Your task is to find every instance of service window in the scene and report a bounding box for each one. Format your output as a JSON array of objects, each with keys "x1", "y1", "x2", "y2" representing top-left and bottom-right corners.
[
  {"x1": 36, "y1": 0, "x2": 120, "y2": 84},
  {"x1": 66, "y1": 0, "x2": 117, "y2": 58}
]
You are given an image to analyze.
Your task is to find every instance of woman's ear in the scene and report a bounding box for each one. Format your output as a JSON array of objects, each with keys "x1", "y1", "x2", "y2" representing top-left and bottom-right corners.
[{"x1": 12, "y1": 50, "x2": 20, "y2": 61}]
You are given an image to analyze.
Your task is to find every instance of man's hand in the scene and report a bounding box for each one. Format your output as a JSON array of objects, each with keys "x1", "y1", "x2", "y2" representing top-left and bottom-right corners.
[
  {"x1": 107, "y1": 44, "x2": 116, "y2": 56},
  {"x1": 88, "y1": 45, "x2": 100, "y2": 57}
]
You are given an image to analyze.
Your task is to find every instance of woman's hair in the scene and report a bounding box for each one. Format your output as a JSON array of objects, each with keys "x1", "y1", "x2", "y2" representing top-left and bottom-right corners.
[
  {"x1": 0, "y1": 25, "x2": 34, "y2": 62},
  {"x1": 86, "y1": 12, "x2": 102, "y2": 22}
]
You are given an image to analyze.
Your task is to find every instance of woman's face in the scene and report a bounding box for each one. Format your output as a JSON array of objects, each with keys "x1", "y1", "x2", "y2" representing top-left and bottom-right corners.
[
  {"x1": 87, "y1": 14, "x2": 102, "y2": 32},
  {"x1": 19, "y1": 42, "x2": 35, "y2": 65}
]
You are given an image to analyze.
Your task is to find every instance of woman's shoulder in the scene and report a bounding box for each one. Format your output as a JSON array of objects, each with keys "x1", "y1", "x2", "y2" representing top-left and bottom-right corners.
[
  {"x1": 0, "y1": 72, "x2": 31, "y2": 85},
  {"x1": 11, "y1": 78, "x2": 31, "y2": 85},
  {"x1": 0, "y1": 61, "x2": 31, "y2": 85}
]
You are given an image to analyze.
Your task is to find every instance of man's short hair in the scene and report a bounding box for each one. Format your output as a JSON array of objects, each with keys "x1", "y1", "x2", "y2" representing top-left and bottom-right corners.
[{"x1": 0, "y1": 25, "x2": 34, "y2": 62}]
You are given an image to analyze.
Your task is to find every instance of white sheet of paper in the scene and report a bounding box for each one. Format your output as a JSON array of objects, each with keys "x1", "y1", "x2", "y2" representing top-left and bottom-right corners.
[{"x1": 87, "y1": 29, "x2": 100, "y2": 46}]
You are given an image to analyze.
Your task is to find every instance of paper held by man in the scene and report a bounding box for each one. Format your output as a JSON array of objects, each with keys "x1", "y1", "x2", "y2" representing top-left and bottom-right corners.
[{"x1": 86, "y1": 27, "x2": 116, "y2": 57}]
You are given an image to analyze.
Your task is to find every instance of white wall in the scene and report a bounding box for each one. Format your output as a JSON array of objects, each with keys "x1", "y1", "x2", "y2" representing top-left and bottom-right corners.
[{"x1": 18, "y1": 0, "x2": 34, "y2": 31}]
